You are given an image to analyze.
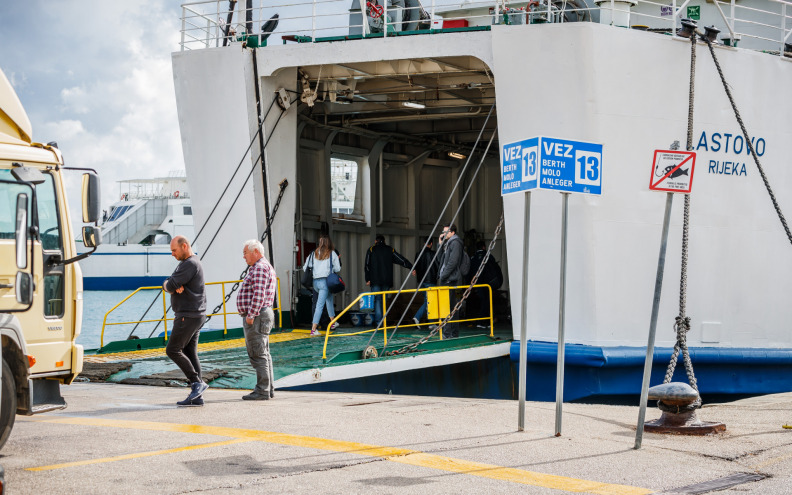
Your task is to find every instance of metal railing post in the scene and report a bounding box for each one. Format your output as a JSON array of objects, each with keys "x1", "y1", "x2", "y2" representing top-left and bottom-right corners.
[
  {"x1": 489, "y1": 286, "x2": 494, "y2": 337},
  {"x1": 277, "y1": 278, "x2": 282, "y2": 328},
  {"x1": 382, "y1": 293, "x2": 388, "y2": 346},
  {"x1": 162, "y1": 289, "x2": 169, "y2": 342},
  {"x1": 221, "y1": 282, "x2": 228, "y2": 335},
  {"x1": 384, "y1": 0, "x2": 388, "y2": 37},
  {"x1": 217, "y1": 0, "x2": 221, "y2": 46},
  {"x1": 181, "y1": 7, "x2": 186, "y2": 50},
  {"x1": 312, "y1": 0, "x2": 317, "y2": 40},
  {"x1": 781, "y1": 2, "x2": 787, "y2": 56},
  {"x1": 439, "y1": 289, "x2": 444, "y2": 341}
]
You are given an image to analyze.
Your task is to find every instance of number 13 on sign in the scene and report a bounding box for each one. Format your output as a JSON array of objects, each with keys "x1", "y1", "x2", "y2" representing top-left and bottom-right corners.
[{"x1": 575, "y1": 150, "x2": 601, "y2": 186}]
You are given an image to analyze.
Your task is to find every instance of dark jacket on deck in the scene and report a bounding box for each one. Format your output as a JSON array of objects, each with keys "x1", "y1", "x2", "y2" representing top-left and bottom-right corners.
[
  {"x1": 413, "y1": 248, "x2": 439, "y2": 285},
  {"x1": 364, "y1": 242, "x2": 412, "y2": 287}
]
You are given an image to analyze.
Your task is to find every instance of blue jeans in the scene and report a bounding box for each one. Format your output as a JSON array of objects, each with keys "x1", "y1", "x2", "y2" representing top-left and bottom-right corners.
[
  {"x1": 312, "y1": 278, "x2": 335, "y2": 325},
  {"x1": 370, "y1": 284, "x2": 388, "y2": 326},
  {"x1": 413, "y1": 282, "x2": 433, "y2": 322}
]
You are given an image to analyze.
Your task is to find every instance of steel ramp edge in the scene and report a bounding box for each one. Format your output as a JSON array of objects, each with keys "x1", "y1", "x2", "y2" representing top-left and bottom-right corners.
[{"x1": 274, "y1": 339, "x2": 512, "y2": 388}]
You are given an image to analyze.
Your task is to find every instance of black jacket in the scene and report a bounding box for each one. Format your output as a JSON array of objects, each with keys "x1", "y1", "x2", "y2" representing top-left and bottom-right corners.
[
  {"x1": 164, "y1": 255, "x2": 207, "y2": 318},
  {"x1": 364, "y1": 242, "x2": 412, "y2": 287},
  {"x1": 413, "y1": 248, "x2": 438, "y2": 284},
  {"x1": 469, "y1": 249, "x2": 503, "y2": 289}
]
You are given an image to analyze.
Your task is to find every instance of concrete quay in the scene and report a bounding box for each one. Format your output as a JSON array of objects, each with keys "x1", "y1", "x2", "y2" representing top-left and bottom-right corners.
[{"x1": 2, "y1": 383, "x2": 791, "y2": 494}]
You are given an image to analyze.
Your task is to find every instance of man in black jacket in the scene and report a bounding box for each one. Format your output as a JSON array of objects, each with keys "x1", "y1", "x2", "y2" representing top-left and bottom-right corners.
[
  {"x1": 364, "y1": 234, "x2": 412, "y2": 326},
  {"x1": 163, "y1": 235, "x2": 208, "y2": 406},
  {"x1": 411, "y1": 237, "x2": 438, "y2": 326},
  {"x1": 437, "y1": 224, "x2": 465, "y2": 338}
]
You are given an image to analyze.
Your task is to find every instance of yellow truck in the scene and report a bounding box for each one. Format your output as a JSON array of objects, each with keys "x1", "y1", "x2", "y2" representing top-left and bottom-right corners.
[{"x1": 0, "y1": 68, "x2": 101, "y2": 449}]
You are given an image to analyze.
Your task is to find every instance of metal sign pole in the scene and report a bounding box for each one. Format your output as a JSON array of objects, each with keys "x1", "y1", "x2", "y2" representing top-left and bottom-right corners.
[
  {"x1": 555, "y1": 192, "x2": 569, "y2": 437},
  {"x1": 518, "y1": 191, "x2": 531, "y2": 431},
  {"x1": 634, "y1": 192, "x2": 674, "y2": 449}
]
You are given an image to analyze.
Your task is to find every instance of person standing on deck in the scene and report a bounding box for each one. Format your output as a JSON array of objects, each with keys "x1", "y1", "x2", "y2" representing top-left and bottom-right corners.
[
  {"x1": 163, "y1": 235, "x2": 208, "y2": 407},
  {"x1": 364, "y1": 234, "x2": 412, "y2": 326},
  {"x1": 307, "y1": 235, "x2": 342, "y2": 336},
  {"x1": 237, "y1": 239, "x2": 278, "y2": 400},
  {"x1": 437, "y1": 224, "x2": 465, "y2": 338}
]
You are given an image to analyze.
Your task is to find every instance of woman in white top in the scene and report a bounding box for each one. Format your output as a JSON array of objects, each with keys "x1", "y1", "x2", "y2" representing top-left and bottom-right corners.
[{"x1": 305, "y1": 235, "x2": 341, "y2": 335}]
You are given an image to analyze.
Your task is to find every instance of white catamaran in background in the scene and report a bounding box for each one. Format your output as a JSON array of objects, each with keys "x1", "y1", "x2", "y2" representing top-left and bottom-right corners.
[{"x1": 78, "y1": 172, "x2": 194, "y2": 290}]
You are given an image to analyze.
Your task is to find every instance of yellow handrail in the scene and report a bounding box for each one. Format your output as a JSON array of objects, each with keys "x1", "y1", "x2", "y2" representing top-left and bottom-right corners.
[
  {"x1": 322, "y1": 284, "x2": 494, "y2": 360},
  {"x1": 101, "y1": 278, "x2": 283, "y2": 347}
]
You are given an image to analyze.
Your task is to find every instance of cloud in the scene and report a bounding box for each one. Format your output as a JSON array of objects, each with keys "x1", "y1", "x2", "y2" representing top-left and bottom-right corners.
[{"x1": 0, "y1": 1, "x2": 186, "y2": 229}]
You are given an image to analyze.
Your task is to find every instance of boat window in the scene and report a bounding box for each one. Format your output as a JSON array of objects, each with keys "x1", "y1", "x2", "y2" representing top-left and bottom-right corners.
[
  {"x1": 183, "y1": 206, "x2": 192, "y2": 215},
  {"x1": 331, "y1": 157, "x2": 362, "y2": 219},
  {"x1": 108, "y1": 205, "x2": 131, "y2": 222}
]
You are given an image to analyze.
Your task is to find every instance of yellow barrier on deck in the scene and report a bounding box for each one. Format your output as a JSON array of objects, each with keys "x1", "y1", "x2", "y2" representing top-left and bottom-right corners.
[
  {"x1": 322, "y1": 284, "x2": 493, "y2": 360},
  {"x1": 100, "y1": 278, "x2": 282, "y2": 347}
]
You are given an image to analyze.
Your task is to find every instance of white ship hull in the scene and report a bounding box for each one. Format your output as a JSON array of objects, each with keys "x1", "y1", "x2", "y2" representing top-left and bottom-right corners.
[
  {"x1": 77, "y1": 244, "x2": 178, "y2": 291},
  {"x1": 172, "y1": 5, "x2": 792, "y2": 399}
]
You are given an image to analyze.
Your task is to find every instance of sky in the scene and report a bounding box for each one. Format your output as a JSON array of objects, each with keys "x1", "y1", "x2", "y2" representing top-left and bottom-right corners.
[{"x1": 0, "y1": 1, "x2": 185, "y2": 227}]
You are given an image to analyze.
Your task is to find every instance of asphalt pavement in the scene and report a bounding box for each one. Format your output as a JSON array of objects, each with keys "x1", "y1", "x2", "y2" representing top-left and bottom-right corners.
[{"x1": 2, "y1": 383, "x2": 791, "y2": 494}]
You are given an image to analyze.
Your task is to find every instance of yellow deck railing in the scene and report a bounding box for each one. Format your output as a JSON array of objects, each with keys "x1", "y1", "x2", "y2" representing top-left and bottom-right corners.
[
  {"x1": 322, "y1": 284, "x2": 493, "y2": 360},
  {"x1": 100, "y1": 278, "x2": 282, "y2": 347}
]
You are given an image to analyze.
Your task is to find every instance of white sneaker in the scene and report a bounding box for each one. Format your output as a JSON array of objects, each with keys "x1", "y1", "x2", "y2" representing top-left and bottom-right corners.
[
  {"x1": 413, "y1": 318, "x2": 420, "y2": 326},
  {"x1": 330, "y1": 322, "x2": 339, "y2": 330}
]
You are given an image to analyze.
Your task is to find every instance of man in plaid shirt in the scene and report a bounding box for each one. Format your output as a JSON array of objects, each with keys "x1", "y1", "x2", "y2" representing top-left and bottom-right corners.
[{"x1": 237, "y1": 239, "x2": 277, "y2": 400}]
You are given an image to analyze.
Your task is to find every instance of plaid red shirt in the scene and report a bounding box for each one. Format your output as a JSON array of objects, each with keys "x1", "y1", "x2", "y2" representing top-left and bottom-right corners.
[{"x1": 236, "y1": 257, "x2": 276, "y2": 318}]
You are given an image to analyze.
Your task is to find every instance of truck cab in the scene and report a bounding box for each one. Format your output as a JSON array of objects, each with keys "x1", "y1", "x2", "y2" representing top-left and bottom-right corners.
[{"x1": 0, "y1": 68, "x2": 101, "y2": 449}]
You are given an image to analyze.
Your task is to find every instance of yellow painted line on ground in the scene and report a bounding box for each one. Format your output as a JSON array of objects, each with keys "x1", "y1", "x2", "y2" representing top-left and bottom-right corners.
[
  {"x1": 29, "y1": 416, "x2": 652, "y2": 494},
  {"x1": 26, "y1": 438, "x2": 253, "y2": 471},
  {"x1": 85, "y1": 332, "x2": 311, "y2": 363},
  {"x1": 750, "y1": 449, "x2": 792, "y2": 470}
]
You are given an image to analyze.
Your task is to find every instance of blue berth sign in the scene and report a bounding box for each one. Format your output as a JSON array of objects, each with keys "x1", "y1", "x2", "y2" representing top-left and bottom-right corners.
[
  {"x1": 501, "y1": 137, "x2": 539, "y2": 195},
  {"x1": 502, "y1": 137, "x2": 603, "y2": 196}
]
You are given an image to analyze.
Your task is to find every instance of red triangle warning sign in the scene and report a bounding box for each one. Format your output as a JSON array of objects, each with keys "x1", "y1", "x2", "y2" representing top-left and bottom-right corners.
[{"x1": 649, "y1": 150, "x2": 696, "y2": 193}]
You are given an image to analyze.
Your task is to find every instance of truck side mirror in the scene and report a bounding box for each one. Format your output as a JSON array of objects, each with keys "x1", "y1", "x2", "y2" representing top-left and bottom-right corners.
[
  {"x1": 82, "y1": 225, "x2": 103, "y2": 248},
  {"x1": 15, "y1": 271, "x2": 33, "y2": 305},
  {"x1": 81, "y1": 172, "x2": 101, "y2": 223},
  {"x1": 15, "y1": 192, "x2": 28, "y2": 269}
]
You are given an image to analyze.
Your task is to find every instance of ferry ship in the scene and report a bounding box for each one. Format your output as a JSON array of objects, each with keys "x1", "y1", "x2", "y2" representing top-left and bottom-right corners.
[
  {"x1": 121, "y1": 0, "x2": 792, "y2": 401},
  {"x1": 78, "y1": 173, "x2": 194, "y2": 290}
]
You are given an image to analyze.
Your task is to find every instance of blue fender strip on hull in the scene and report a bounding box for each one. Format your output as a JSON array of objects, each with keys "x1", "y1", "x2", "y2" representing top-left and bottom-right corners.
[{"x1": 510, "y1": 341, "x2": 792, "y2": 402}]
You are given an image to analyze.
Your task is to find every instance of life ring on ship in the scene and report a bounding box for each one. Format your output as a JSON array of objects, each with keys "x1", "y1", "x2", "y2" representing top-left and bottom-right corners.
[{"x1": 174, "y1": 191, "x2": 180, "y2": 198}]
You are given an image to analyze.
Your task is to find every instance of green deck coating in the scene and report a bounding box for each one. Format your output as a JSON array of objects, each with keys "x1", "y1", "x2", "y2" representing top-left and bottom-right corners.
[{"x1": 92, "y1": 324, "x2": 512, "y2": 390}]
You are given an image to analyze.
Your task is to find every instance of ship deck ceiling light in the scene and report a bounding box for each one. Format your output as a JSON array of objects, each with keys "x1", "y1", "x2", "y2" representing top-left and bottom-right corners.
[
  {"x1": 448, "y1": 151, "x2": 466, "y2": 159},
  {"x1": 402, "y1": 101, "x2": 425, "y2": 109}
]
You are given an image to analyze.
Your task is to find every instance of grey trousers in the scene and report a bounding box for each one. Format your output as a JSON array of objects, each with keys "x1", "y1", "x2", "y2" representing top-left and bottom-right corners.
[{"x1": 242, "y1": 308, "x2": 275, "y2": 397}]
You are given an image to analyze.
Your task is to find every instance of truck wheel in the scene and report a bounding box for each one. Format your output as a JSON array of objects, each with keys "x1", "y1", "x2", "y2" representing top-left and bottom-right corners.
[{"x1": 0, "y1": 360, "x2": 17, "y2": 450}]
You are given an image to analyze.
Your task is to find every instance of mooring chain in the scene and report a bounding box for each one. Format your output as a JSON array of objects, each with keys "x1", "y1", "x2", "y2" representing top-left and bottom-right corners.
[
  {"x1": 203, "y1": 179, "x2": 289, "y2": 324},
  {"x1": 664, "y1": 32, "x2": 699, "y2": 397},
  {"x1": 703, "y1": 38, "x2": 792, "y2": 246},
  {"x1": 384, "y1": 212, "x2": 505, "y2": 357}
]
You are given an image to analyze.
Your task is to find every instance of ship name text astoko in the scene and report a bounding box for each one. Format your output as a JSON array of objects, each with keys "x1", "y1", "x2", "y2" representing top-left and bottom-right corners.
[{"x1": 697, "y1": 130, "x2": 767, "y2": 178}]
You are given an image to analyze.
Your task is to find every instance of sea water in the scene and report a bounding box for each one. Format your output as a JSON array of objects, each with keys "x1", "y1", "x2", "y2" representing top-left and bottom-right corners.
[
  {"x1": 80, "y1": 289, "x2": 242, "y2": 350},
  {"x1": 80, "y1": 290, "x2": 172, "y2": 351}
]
